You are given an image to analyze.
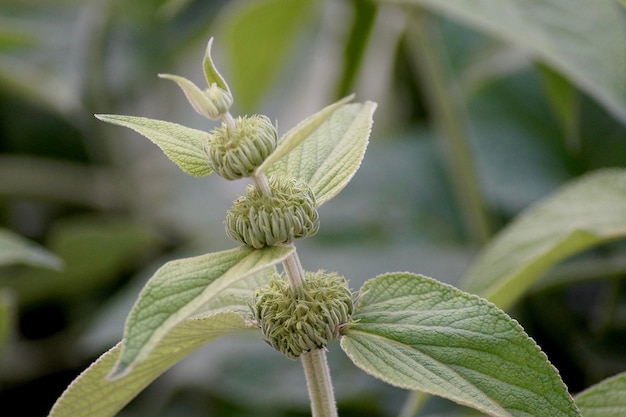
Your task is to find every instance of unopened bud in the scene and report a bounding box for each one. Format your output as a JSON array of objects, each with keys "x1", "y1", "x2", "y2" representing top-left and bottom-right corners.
[
  {"x1": 225, "y1": 174, "x2": 319, "y2": 248},
  {"x1": 251, "y1": 271, "x2": 354, "y2": 359}
]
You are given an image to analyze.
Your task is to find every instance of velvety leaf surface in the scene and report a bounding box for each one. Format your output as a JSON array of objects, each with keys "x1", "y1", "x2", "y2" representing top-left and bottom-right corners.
[
  {"x1": 341, "y1": 272, "x2": 580, "y2": 417},
  {"x1": 575, "y1": 372, "x2": 626, "y2": 417},
  {"x1": 0, "y1": 228, "x2": 62, "y2": 269},
  {"x1": 48, "y1": 312, "x2": 250, "y2": 417},
  {"x1": 268, "y1": 101, "x2": 377, "y2": 206},
  {"x1": 463, "y1": 169, "x2": 626, "y2": 309},
  {"x1": 95, "y1": 115, "x2": 213, "y2": 177},
  {"x1": 387, "y1": 0, "x2": 626, "y2": 122},
  {"x1": 111, "y1": 245, "x2": 293, "y2": 378},
  {"x1": 257, "y1": 95, "x2": 354, "y2": 174}
]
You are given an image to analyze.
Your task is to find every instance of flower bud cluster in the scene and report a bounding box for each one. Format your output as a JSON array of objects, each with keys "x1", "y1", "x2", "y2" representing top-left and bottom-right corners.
[
  {"x1": 226, "y1": 175, "x2": 319, "y2": 248},
  {"x1": 207, "y1": 115, "x2": 278, "y2": 180},
  {"x1": 251, "y1": 271, "x2": 353, "y2": 359}
]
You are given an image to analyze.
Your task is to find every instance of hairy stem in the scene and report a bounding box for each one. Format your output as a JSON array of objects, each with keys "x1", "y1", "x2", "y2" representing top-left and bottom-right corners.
[
  {"x1": 407, "y1": 9, "x2": 491, "y2": 244},
  {"x1": 252, "y1": 171, "x2": 338, "y2": 416},
  {"x1": 301, "y1": 349, "x2": 338, "y2": 417}
]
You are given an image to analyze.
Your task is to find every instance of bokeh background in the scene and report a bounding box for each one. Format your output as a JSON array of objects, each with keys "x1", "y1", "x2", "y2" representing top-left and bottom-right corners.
[{"x1": 1, "y1": 0, "x2": 625, "y2": 416}]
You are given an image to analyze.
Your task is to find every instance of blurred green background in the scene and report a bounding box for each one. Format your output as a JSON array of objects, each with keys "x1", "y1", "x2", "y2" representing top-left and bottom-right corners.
[{"x1": 1, "y1": 0, "x2": 625, "y2": 416}]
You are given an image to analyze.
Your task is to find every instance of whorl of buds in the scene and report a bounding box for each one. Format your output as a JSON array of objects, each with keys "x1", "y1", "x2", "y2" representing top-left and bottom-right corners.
[
  {"x1": 225, "y1": 175, "x2": 319, "y2": 248},
  {"x1": 207, "y1": 115, "x2": 278, "y2": 180},
  {"x1": 251, "y1": 271, "x2": 353, "y2": 359}
]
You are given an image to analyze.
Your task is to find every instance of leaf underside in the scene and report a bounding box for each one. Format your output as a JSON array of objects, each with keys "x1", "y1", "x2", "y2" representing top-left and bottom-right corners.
[
  {"x1": 268, "y1": 101, "x2": 377, "y2": 206},
  {"x1": 48, "y1": 312, "x2": 250, "y2": 417},
  {"x1": 95, "y1": 115, "x2": 213, "y2": 177},
  {"x1": 111, "y1": 245, "x2": 293, "y2": 378}
]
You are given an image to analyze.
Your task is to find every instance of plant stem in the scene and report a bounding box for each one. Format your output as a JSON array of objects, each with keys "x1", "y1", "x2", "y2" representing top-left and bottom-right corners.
[
  {"x1": 301, "y1": 349, "x2": 339, "y2": 417},
  {"x1": 252, "y1": 171, "x2": 338, "y2": 416},
  {"x1": 407, "y1": 9, "x2": 491, "y2": 245}
]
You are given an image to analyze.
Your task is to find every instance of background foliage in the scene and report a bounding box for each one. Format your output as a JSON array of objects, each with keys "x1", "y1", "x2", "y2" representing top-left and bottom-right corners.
[{"x1": 0, "y1": 0, "x2": 625, "y2": 416}]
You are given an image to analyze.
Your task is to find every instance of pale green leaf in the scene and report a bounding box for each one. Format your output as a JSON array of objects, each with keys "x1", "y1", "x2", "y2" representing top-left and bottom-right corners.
[
  {"x1": 341, "y1": 272, "x2": 580, "y2": 417},
  {"x1": 462, "y1": 169, "x2": 626, "y2": 309},
  {"x1": 111, "y1": 245, "x2": 293, "y2": 378},
  {"x1": 268, "y1": 101, "x2": 377, "y2": 206},
  {"x1": 0, "y1": 228, "x2": 62, "y2": 270},
  {"x1": 388, "y1": 0, "x2": 626, "y2": 123},
  {"x1": 203, "y1": 37, "x2": 230, "y2": 94},
  {"x1": 95, "y1": 115, "x2": 213, "y2": 177},
  {"x1": 575, "y1": 372, "x2": 626, "y2": 417},
  {"x1": 48, "y1": 312, "x2": 250, "y2": 417},
  {"x1": 256, "y1": 94, "x2": 355, "y2": 175},
  {"x1": 216, "y1": 0, "x2": 317, "y2": 111}
]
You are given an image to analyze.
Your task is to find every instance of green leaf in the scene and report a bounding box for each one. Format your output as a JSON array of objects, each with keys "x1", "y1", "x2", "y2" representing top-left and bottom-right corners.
[
  {"x1": 575, "y1": 372, "x2": 626, "y2": 417},
  {"x1": 216, "y1": 0, "x2": 317, "y2": 112},
  {"x1": 462, "y1": 169, "x2": 626, "y2": 310},
  {"x1": 110, "y1": 245, "x2": 293, "y2": 378},
  {"x1": 257, "y1": 94, "x2": 355, "y2": 173},
  {"x1": 341, "y1": 272, "x2": 580, "y2": 417},
  {"x1": 0, "y1": 228, "x2": 62, "y2": 270},
  {"x1": 48, "y1": 312, "x2": 250, "y2": 417},
  {"x1": 388, "y1": 0, "x2": 626, "y2": 123},
  {"x1": 203, "y1": 37, "x2": 230, "y2": 94},
  {"x1": 95, "y1": 115, "x2": 213, "y2": 177},
  {"x1": 1, "y1": 216, "x2": 158, "y2": 305},
  {"x1": 267, "y1": 101, "x2": 377, "y2": 206}
]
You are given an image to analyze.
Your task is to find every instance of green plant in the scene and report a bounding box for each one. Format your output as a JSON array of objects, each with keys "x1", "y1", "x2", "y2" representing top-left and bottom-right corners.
[{"x1": 45, "y1": 36, "x2": 626, "y2": 417}]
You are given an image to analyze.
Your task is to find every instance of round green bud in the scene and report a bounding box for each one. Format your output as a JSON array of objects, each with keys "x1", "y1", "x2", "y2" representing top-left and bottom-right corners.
[
  {"x1": 251, "y1": 271, "x2": 353, "y2": 359},
  {"x1": 225, "y1": 175, "x2": 319, "y2": 248},
  {"x1": 207, "y1": 115, "x2": 278, "y2": 180}
]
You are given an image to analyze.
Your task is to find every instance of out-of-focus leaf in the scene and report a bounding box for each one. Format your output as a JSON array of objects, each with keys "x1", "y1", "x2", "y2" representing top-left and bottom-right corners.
[
  {"x1": 110, "y1": 245, "x2": 293, "y2": 378},
  {"x1": 575, "y1": 372, "x2": 626, "y2": 417},
  {"x1": 48, "y1": 312, "x2": 251, "y2": 417},
  {"x1": 95, "y1": 115, "x2": 213, "y2": 177},
  {"x1": 341, "y1": 272, "x2": 580, "y2": 417},
  {"x1": 463, "y1": 169, "x2": 626, "y2": 310},
  {"x1": 537, "y1": 64, "x2": 580, "y2": 153},
  {"x1": 386, "y1": 0, "x2": 626, "y2": 123},
  {"x1": 0, "y1": 156, "x2": 121, "y2": 210},
  {"x1": 0, "y1": 228, "x2": 62, "y2": 270},
  {"x1": 216, "y1": 0, "x2": 317, "y2": 112},
  {"x1": 268, "y1": 101, "x2": 377, "y2": 206},
  {"x1": 1, "y1": 217, "x2": 159, "y2": 305}
]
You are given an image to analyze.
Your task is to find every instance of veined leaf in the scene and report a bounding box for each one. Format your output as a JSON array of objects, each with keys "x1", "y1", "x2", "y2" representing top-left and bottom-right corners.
[
  {"x1": 110, "y1": 245, "x2": 293, "y2": 378},
  {"x1": 0, "y1": 228, "x2": 62, "y2": 270},
  {"x1": 95, "y1": 115, "x2": 213, "y2": 177},
  {"x1": 575, "y1": 372, "x2": 626, "y2": 417},
  {"x1": 463, "y1": 169, "x2": 626, "y2": 309},
  {"x1": 341, "y1": 272, "x2": 580, "y2": 417},
  {"x1": 386, "y1": 0, "x2": 626, "y2": 123},
  {"x1": 48, "y1": 312, "x2": 250, "y2": 417},
  {"x1": 268, "y1": 101, "x2": 377, "y2": 206},
  {"x1": 256, "y1": 95, "x2": 354, "y2": 174}
]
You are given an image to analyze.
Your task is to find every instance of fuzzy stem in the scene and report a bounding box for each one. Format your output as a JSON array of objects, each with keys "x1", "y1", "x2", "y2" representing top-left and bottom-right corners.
[
  {"x1": 282, "y1": 245, "x2": 305, "y2": 291},
  {"x1": 301, "y1": 349, "x2": 338, "y2": 417},
  {"x1": 251, "y1": 170, "x2": 337, "y2": 416},
  {"x1": 251, "y1": 172, "x2": 272, "y2": 195},
  {"x1": 222, "y1": 112, "x2": 237, "y2": 129}
]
